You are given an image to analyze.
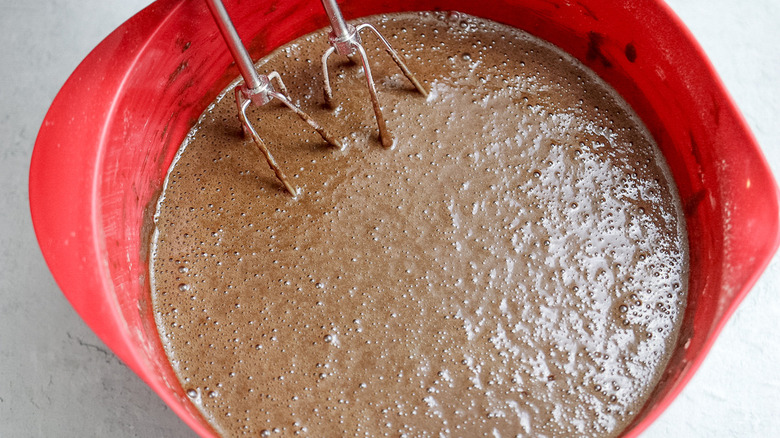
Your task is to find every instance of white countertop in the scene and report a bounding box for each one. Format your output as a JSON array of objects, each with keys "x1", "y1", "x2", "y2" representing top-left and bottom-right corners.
[{"x1": 1, "y1": 0, "x2": 777, "y2": 436}]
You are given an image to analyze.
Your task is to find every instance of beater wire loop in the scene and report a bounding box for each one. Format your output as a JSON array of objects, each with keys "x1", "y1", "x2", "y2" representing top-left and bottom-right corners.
[
  {"x1": 319, "y1": 0, "x2": 427, "y2": 148},
  {"x1": 206, "y1": 0, "x2": 341, "y2": 195}
]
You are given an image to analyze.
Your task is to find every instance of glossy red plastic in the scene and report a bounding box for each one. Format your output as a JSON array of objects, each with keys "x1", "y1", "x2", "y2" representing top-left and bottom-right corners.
[{"x1": 29, "y1": 0, "x2": 780, "y2": 436}]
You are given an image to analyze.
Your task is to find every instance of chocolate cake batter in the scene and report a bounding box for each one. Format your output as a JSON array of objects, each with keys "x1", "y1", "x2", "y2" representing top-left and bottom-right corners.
[{"x1": 150, "y1": 12, "x2": 688, "y2": 437}]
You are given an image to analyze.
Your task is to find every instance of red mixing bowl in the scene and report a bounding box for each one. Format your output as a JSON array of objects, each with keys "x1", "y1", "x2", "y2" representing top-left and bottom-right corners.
[{"x1": 29, "y1": 0, "x2": 780, "y2": 436}]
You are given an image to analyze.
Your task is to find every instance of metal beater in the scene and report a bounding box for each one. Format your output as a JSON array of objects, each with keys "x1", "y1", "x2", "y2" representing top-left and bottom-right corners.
[
  {"x1": 319, "y1": 0, "x2": 428, "y2": 148},
  {"x1": 205, "y1": 0, "x2": 342, "y2": 196}
]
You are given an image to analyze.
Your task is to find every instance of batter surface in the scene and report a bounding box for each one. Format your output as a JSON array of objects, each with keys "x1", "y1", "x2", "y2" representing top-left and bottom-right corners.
[{"x1": 150, "y1": 12, "x2": 688, "y2": 437}]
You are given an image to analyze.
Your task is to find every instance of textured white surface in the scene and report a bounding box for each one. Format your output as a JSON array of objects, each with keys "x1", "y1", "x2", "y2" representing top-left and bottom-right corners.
[{"x1": 0, "y1": 0, "x2": 777, "y2": 436}]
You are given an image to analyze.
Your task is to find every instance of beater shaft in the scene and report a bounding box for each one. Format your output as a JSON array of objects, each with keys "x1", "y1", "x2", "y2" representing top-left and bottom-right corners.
[
  {"x1": 321, "y1": 0, "x2": 351, "y2": 42},
  {"x1": 205, "y1": 0, "x2": 263, "y2": 93}
]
